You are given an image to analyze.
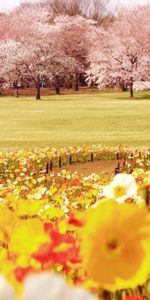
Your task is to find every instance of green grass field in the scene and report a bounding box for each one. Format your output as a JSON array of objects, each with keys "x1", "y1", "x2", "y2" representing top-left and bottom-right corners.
[{"x1": 0, "y1": 91, "x2": 150, "y2": 149}]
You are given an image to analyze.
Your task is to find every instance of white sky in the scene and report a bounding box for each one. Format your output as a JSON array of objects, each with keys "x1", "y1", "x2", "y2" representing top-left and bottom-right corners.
[
  {"x1": 0, "y1": 0, "x2": 149, "y2": 11},
  {"x1": 0, "y1": 0, "x2": 38, "y2": 11}
]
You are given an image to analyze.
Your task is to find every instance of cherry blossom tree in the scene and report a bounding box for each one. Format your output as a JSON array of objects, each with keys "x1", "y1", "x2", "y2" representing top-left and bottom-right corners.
[
  {"x1": 1, "y1": 41, "x2": 21, "y2": 97},
  {"x1": 0, "y1": 40, "x2": 29, "y2": 97},
  {"x1": 0, "y1": 4, "x2": 48, "y2": 42},
  {"x1": 86, "y1": 5, "x2": 150, "y2": 97},
  {"x1": 54, "y1": 15, "x2": 97, "y2": 91},
  {"x1": 1, "y1": 0, "x2": 149, "y2": 99},
  {"x1": 6, "y1": 33, "x2": 77, "y2": 99}
]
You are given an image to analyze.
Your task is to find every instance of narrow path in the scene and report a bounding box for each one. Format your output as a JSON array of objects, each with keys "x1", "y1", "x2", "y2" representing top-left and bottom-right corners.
[{"x1": 56, "y1": 160, "x2": 118, "y2": 176}]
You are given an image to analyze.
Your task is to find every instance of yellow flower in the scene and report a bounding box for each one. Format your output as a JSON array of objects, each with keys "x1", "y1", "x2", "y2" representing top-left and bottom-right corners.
[
  {"x1": 0, "y1": 206, "x2": 17, "y2": 245},
  {"x1": 9, "y1": 219, "x2": 49, "y2": 256},
  {"x1": 80, "y1": 201, "x2": 150, "y2": 291}
]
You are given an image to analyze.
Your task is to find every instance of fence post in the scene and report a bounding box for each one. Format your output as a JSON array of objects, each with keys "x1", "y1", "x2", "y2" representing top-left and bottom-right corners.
[
  {"x1": 131, "y1": 152, "x2": 134, "y2": 160},
  {"x1": 115, "y1": 167, "x2": 119, "y2": 175},
  {"x1": 91, "y1": 152, "x2": 94, "y2": 162},
  {"x1": 116, "y1": 152, "x2": 119, "y2": 160},
  {"x1": 50, "y1": 161, "x2": 53, "y2": 171},
  {"x1": 117, "y1": 162, "x2": 121, "y2": 172},
  {"x1": 145, "y1": 186, "x2": 150, "y2": 208},
  {"x1": 69, "y1": 155, "x2": 72, "y2": 165},
  {"x1": 46, "y1": 162, "x2": 49, "y2": 174},
  {"x1": 115, "y1": 162, "x2": 121, "y2": 175},
  {"x1": 59, "y1": 157, "x2": 62, "y2": 168},
  {"x1": 123, "y1": 158, "x2": 126, "y2": 167}
]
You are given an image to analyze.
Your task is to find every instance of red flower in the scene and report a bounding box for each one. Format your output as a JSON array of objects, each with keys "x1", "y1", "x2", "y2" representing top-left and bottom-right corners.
[
  {"x1": 71, "y1": 179, "x2": 81, "y2": 186},
  {"x1": 14, "y1": 266, "x2": 35, "y2": 282},
  {"x1": 68, "y1": 212, "x2": 83, "y2": 227},
  {"x1": 32, "y1": 223, "x2": 81, "y2": 267},
  {"x1": 123, "y1": 296, "x2": 143, "y2": 300}
]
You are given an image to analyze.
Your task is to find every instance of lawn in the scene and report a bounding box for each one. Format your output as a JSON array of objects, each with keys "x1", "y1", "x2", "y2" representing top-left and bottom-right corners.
[{"x1": 0, "y1": 91, "x2": 150, "y2": 149}]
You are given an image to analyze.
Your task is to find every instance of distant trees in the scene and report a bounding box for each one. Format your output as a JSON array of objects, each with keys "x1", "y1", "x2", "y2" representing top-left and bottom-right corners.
[
  {"x1": 0, "y1": 5, "x2": 48, "y2": 42},
  {"x1": 54, "y1": 15, "x2": 95, "y2": 91},
  {"x1": 42, "y1": 0, "x2": 116, "y2": 23},
  {"x1": 46, "y1": 0, "x2": 81, "y2": 17},
  {"x1": 86, "y1": 5, "x2": 150, "y2": 97},
  {"x1": 0, "y1": 4, "x2": 97, "y2": 99},
  {"x1": 0, "y1": 1, "x2": 150, "y2": 99},
  {"x1": 0, "y1": 40, "x2": 25, "y2": 97}
]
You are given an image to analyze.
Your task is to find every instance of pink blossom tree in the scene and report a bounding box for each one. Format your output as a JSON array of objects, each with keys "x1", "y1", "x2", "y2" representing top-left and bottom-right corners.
[
  {"x1": 86, "y1": 5, "x2": 150, "y2": 97},
  {"x1": 0, "y1": 40, "x2": 26, "y2": 97},
  {"x1": 2, "y1": 32, "x2": 77, "y2": 99},
  {"x1": 54, "y1": 15, "x2": 97, "y2": 91},
  {"x1": 0, "y1": 4, "x2": 48, "y2": 42}
]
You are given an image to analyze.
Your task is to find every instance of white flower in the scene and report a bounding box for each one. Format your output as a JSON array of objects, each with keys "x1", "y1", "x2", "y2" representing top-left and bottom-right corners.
[
  {"x1": 66, "y1": 286, "x2": 97, "y2": 300},
  {"x1": 0, "y1": 275, "x2": 16, "y2": 300},
  {"x1": 0, "y1": 273, "x2": 98, "y2": 300},
  {"x1": 103, "y1": 174, "x2": 137, "y2": 203},
  {"x1": 22, "y1": 273, "x2": 67, "y2": 300},
  {"x1": 22, "y1": 273, "x2": 97, "y2": 300}
]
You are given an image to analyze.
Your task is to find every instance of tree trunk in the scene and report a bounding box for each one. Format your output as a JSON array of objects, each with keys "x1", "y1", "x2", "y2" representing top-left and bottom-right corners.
[
  {"x1": 13, "y1": 81, "x2": 19, "y2": 98},
  {"x1": 15, "y1": 87, "x2": 19, "y2": 98},
  {"x1": 75, "y1": 74, "x2": 79, "y2": 91},
  {"x1": 129, "y1": 77, "x2": 134, "y2": 98},
  {"x1": 53, "y1": 76, "x2": 60, "y2": 95},
  {"x1": 121, "y1": 82, "x2": 128, "y2": 92},
  {"x1": 55, "y1": 84, "x2": 60, "y2": 95},
  {"x1": 36, "y1": 83, "x2": 41, "y2": 100}
]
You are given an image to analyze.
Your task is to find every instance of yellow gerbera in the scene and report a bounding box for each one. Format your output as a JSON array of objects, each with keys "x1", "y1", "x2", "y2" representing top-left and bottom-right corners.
[{"x1": 80, "y1": 201, "x2": 150, "y2": 292}]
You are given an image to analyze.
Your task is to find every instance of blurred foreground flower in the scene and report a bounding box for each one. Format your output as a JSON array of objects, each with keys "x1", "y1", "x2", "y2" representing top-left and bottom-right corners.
[
  {"x1": 0, "y1": 275, "x2": 16, "y2": 300},
  {"x1": 80, "y1": 201, "x2": 150, "y2": 291},
  {"x1": 103, "y1": 174, "x2": 137, "y2": 203},
  {"x1": 123, "y1": 296, "x2": 143, "y2": 300},
  {"x1": 0, "y1": 273, "x2": 98, "y2": 300}
]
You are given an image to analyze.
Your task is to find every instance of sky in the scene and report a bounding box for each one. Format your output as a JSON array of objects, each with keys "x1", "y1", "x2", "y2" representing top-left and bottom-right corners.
[
  {"x1": 0, "y1": 0, "x2": 149, "y2": 11},
  {"x1": 0, "y1": 0, "x2": 38, "y2": 11}
]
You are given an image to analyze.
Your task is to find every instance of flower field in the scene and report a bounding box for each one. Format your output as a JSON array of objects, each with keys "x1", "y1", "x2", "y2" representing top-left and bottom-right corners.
[{"x1": 0, "y1": 145, "x2": 150, "y2": 300}]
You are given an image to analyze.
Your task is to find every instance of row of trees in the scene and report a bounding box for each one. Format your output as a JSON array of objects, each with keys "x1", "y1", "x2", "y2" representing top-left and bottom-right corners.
[{"x1": 0, "y1": 0, "x2": 150, "y2": 99}]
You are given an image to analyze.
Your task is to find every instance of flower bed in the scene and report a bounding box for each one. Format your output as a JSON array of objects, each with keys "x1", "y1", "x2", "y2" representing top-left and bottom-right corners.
[{"x1": 0, "y1": 146, "x2": 150, "y2": 300}]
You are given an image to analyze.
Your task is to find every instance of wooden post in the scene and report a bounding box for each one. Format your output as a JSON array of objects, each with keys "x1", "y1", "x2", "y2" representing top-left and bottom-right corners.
[
  {"x1": 50, "y1": 161, "x2": 53, "y2": 171},
  {"x1": 115, "y1": 162, "x2": 120, "y2": 175},
  {"x1": 116, "y1": 152, "x2": 119, "y2": 160},
  {"x1": 123, "y1": 158, "x2": 126, "y2": 167},
  {"x1": 117, "y1": 162, "x2": 120, "y2": 172},
  {"x1": 145, "y1": 186, "x2": 150, "y2": 208},
  {"x1": 115, "y1": 167, "x2": 119, "y2": 175},
  {"x1": 91, "y1": 152, "x2": 94, "y2": 162},
  {"x1": 115, "y1": 168, "x2": 117, "y2": 175},
  {"x1": 69, "y1": 155, "x2": 72, "y2": 165},
  {"x1": 129, "y1": 168, "x2": 133, "y2": 174},
  {"x1": 46, "y1": 162, "x2": 49, "y2": 174},
  {"x1": 131, "y1": 152, "x2": 134, "y2": 159},
  {"x1": 59, "y1": 157, "x2": 62, "y2": 168}
]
